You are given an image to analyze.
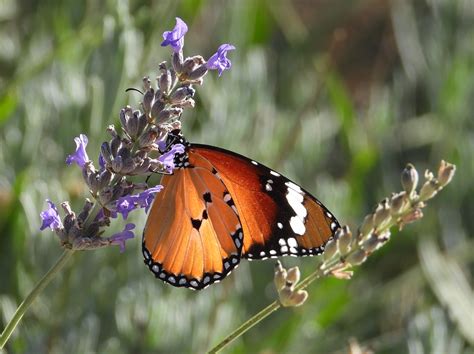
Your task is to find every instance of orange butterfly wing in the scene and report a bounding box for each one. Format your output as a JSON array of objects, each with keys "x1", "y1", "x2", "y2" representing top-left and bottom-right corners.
[
  {"x1": 190, "y1": 145, "x2": 340, "y2": 260},
  {"x1": 143, "y1": 153, "x2": 243, "y2": 290}
]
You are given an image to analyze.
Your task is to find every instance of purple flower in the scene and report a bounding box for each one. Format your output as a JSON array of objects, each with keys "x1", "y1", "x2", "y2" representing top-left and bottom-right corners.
[
  {"x1": 66, "y1": 134, "x2": 90, "y2": 168},
  {"x1": 159, "y1": 144, "x2": 185, "y2": 173},
  {"x1": 136, "y1": 186, "x2": 164, "y2": 212},
  {"x1": 115, "y1": 186, "x2": 164, "y2": 219},
  {"x1": 110, "y1": 223, "x2": 135, "y2": 253},
  {"x1": 161, "y1": 17, "x2": 188, "y2": 53},
  {"x1": 40, "y1": 200, "x2": 63, "y2": 231},
  {"x1": 206, "y1": 44, "x2": 236, "y2": 76},
  {"x1": 98, "y1": 152, "x2": 105, "y2": 170}
]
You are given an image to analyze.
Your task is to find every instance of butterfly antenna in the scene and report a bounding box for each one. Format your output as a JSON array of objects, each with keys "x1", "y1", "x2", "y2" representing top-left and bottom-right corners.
[{"x1": 125, "y1": 87, "x2": 144, "y2": 95}]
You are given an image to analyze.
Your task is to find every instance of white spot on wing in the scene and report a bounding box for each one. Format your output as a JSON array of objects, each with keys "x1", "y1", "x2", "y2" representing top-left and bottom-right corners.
[
  {"x1": 285, "y1": 181, "x2": 303, "y2": 193},
  {"x1": 290, "y1": 216, "x2": 306, "y2": 235},
  {"x1": 277, "y1": 222, "x2": 283, "y2": 229},
  {"x1": 251, "y1": 160, "x2": 258, "y2": 165},
  {"x1": 224, "y1": 193, "x2": 232, "y2": 202},
  {"x1": 287, "y1": 237, "x2": 298, "y2": 248},
  {"x1": 265, "y1": 183, "x2": 272, "y2": 191},
  {"x1": 286, "y1": 188, "x2": 307, "y2": 220},
  {"x1": 270, "y1": 171, "x2": 280, "y2": 177}
]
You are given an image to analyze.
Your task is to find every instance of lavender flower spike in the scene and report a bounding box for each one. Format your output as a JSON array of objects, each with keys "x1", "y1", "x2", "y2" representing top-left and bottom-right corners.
[
  {"x1": 159, "y1": 144, "x2": 185, "y2": 173},
  {"x1": 110, "y1": 223, "x2": 135, "y2": 253},
  {"x1": 40, "y1": 199, "x2": 63, "y2": 231},
  {"x1": 66, "y1": 134, "x2": 90, "y2": 168},
  {"x1": 161, "y1": 17, "x2": 188, "y2": 53},
  {"x1": 206, "y1": 44, "x2": 236, "y2": 76}
]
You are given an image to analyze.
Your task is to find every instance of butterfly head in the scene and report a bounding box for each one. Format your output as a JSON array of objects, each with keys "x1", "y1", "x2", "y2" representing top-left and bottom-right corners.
[{"x1": 162, "y1": 129, "x2": 189, "y2": 151}]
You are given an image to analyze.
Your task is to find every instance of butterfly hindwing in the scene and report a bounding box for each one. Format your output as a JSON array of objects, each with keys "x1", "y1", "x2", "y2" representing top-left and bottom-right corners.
[
  {"x1": 143, "y1": 152, "x2": 243, "y2": 290},
  {"x1": 190, "y1": 144, "x2": 340, "y2": 260}
]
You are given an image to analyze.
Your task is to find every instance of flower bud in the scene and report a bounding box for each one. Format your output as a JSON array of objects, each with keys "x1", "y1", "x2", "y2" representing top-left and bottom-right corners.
[
  {"x1": 373, "y1": 199, "x2": 391, "y2": 231},
  {"x1": 390, "y1": 191, "x2": 408, "y2": 215},
  {"x1": 399, "y1": 208, "x2": 423, "y2": 229},
  {"x1": 157, "y1": 107, "x2": 183, "y2": 124},
  {"x1": 362, "y1": 234, "x2": 386, "y2": 253},
  {"x1": 401, "y1": 163, "x2": 418, "y2": 198},
  {"x1": 142, "y1": 76, "x2": 151, "y2": 91},
  {"x1": 437, "y1": 160, "x2": 456, "y2": 187},
  {"x1": 137, "y1": 114, "x2": 148, "y2": 136},
  {"x1": 110, "y1": 137, "x2": 122, "y2": 157},
  {"x1": 170, "y1": 86, "x2": 195, "y2": 104},
  {"x1": 419, "y1": 179, "x2": 440, "y2": 201},
  {"x1": 142, "y1": 89, "x2": 154, "y2": 116},
  {"x1": 323, "y1": 239, "x2": 338, "y2": 261},
  {"x1": 150, "y1": 99, "x2": 165, "y2": 121},
  {"x1": 182, "y1": 55, "x2": 205, "y2": 74},
  {"x1": 186, "y1": 65, "x2": 208, "y2": 81},
  {"x1": 346, "y1": 249, "x2": 367, "y2": 266},
  {"x1": 358, "y1": 214, "x2": 374, "y2": 239},
  {"x1": 138, "y1": 130, "x2": 158, "y2": 149},
  {"x1": 120, "y1": 157, "x2": 137, "y2": 175},
  {"x1": 337, "y1": 226, "x2": 352, "y2": 255},
  {"x1": 158, "y1": 62, "x2": 172, "y2": 94},
  {"x1": 106, "y1": 124, "x2": 118, "y2": 138},
  {"x1": 278, "y1": 286, "x2": 308, "y2": 307},
  {"x1": 101, "y1": 142, "x2": 113, "y2": 165},
  {"x1": 172, "y1": 51, "x2": 184, "y2": 73},
  {"x1": 98, "y1": 170, "x2": 113, "y2": 190},
  {"x1": 274, "y1": 261, "x2": 287, "y2": 290},
  {"x1": 127, "y1": 111, "x2": 139, "y2": 138},
  {"x1": 111, "y1": 155, "x2": 123, "y2": 173},
  {"x1": 119, "y1": 108, "x2": 128, "y2": 129},
  {"x1": 176, "y1": 98, "x2": 195, "y2": 109},
  {"x1": 286, "y1": 267, "x2": 301, "y2": 285},
  {"x1": 330, "y1": 267, "x2": 353, "y2": 280}
]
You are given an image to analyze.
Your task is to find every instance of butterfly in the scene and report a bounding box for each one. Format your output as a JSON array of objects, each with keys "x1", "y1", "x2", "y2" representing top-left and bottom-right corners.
[{"x1": 142, "y1": 130, "x2": 340, "y2": 290}]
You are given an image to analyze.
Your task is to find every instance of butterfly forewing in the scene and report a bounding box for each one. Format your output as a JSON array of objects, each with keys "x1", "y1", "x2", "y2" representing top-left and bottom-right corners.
[
  {"x1": 143, "y1": 154, "x2": 243, "y2": 290},
  {"x1": 191, "y1": 144, "x2": 340, "y2": 260}
]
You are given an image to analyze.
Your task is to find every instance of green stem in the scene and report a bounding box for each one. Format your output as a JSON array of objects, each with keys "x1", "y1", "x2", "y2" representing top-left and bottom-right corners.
[
  {"x1": 207, "y1": 300, "x2": 281, "y2": 354},
  {"x1": 0, "y1": 250, "x2": 75, "y2": 349}
]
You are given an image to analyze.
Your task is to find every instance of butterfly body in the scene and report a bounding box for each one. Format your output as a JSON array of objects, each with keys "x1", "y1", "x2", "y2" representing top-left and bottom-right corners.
[{"x1": 143, "y1": 132, "x2": 340, "y2": 290}]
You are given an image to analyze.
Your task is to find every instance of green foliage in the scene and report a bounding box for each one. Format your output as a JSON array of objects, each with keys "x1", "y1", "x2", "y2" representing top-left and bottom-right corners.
[{"x1": 0, "y1": 0, "x2": 472, "y2": 353}]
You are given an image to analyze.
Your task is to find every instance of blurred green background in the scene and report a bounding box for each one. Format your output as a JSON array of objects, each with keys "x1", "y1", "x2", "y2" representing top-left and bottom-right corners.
[{"x1": 0, "y1": 0, "x2": 473, "y2": 353}]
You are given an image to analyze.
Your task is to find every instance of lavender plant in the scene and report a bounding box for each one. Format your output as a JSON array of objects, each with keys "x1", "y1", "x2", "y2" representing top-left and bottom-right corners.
[{"x1": 0, "y1": 17, "x2": 235, "y2": 349}]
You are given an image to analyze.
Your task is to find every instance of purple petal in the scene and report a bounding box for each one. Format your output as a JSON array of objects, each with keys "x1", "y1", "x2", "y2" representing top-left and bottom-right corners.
[
  {"x1": 114, "y1": 185, "x2": 164, "y2": 219},
  {"x1": 158, "y1": 144, "x2": 185, "y2": 173},
  {"x1": 136, "y1": 185, "x2": 164, "y2": 212},
  {"x1": 206, "y1": 44, "x2": 236, "y2": 76},
  {"x1": 110, "y1": 223, "x2": 135, "y2": 253},
  {"x1": 98, "y1": 152, "x2": 105, "y2": 170},
  {"x1": 116, "y1": 197, "x2": 137, "y2": 220},
  {"x1": 39, "y1": 199, "x2": 63, "y2": 231},
  {"x1": 161, "y1": 17, "x2": 188, "y2": 53},
  {"x1": 66, "y1": 134, "x2": 90, "y2": 168}
]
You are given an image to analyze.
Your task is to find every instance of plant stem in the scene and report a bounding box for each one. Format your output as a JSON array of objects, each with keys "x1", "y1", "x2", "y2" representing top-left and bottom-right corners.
[
  {"x1": 207, "y1": 300, "x2": 281, "y2": 354},
  {"x1": 0, "y1": 250, "x2": 75, "y2": 349}
]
